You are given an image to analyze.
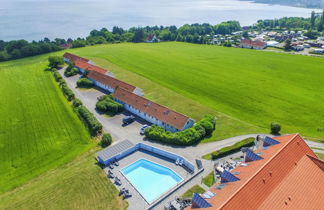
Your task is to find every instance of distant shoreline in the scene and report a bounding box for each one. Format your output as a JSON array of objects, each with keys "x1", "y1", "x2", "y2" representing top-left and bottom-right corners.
[{"x1": 240, "y1": 0, "x2": 324, "y2": 9}]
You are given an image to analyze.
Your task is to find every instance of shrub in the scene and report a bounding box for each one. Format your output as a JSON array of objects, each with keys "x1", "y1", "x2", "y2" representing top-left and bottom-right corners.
[
  {"x1": 53, "y1": 71, "x2": 63, "y2": 82},
  {"x1": 72, "y1": 98, "x2": 83, "y2": 108},
  {"x1": 64, "y1": 65, "x2": 79, "y2": 77},
  {"x1": 144, "y1": 115, "x2": 216, "y2": 145},
  {"x1": 96, "y1": 94, "x2": 123, "y2": 114},
  {"x1": 48, "y1": 56, "x2": 64, "y2": 69},
  {"x1": 60, "y1": 84, "x2": 75, "y2": 101},
  {"x1": 270, "y1": 122, "x2": 281, "y2": 135},
  {"x1": 202, "y1": 137, "x2": 255, "y2": 160},
  {"x1": 75, "y1": 105, "x2": 103, "y2": 136},
  {"x1": 76, "y1": 78, "x2": 94, "y2": 88},
  {"x1": 100, "y1": 133, "x2": 112, "y2": 148}
]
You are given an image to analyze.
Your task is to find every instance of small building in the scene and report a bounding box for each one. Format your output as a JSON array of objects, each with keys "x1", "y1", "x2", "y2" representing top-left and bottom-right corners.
[
  {"x1": 239, "y1": 39, "x2": 266, "y2": 50},
  {"x1": 146, "y1": 34, "x2": 160, "y2": 43},
  {"x1": 63, "y1": 52, "x2": 89, "y2": 63},
  {"x1": 314, "y1": 48, "x2": 324, "y2": 54},
  {"x1": 112, "y1": 87, "x2": 194, "y2": 132},
  {"x1": 87, "y1": 70, "x2": 143, "y2": 95}
]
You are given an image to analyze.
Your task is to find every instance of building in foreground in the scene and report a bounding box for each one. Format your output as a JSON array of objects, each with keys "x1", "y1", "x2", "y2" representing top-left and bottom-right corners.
[
  {"x1": 188, "y1": 134, "x2": 324, "y2": 209},
  {"x1": 113, "y1": 87, "x2": 194, "y2": 132}
]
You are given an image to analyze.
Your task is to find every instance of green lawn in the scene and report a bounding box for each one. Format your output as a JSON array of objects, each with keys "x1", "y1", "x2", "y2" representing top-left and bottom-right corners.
[
  {"x1": 0, "y1": 149, "x2": 128, "y2": 210},
  {"x1": 182, "y1": 185, "x2": 205, "y2": 198},
  {"x1": 316, "y1": 153, "x2": 324, "y2": 160},
  {"x1": 202, "y1": 171, "x2": 216, "y2": 187},
  {"x1": 0, "y1": 56, "x2": 92, "y2": 193},
  {"x1": 67, "y1": 42, "x2": 324, "y2": 141}
]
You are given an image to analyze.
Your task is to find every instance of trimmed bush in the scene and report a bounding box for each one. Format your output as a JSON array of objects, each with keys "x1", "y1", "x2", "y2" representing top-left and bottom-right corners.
[
  {"x1": 76, "y1": 78, "x2": 94, "y2": 88},
  {"x1": 100, "y1": 133, "x2": 112, "y2": 148},
  {"x1": 144, "y1": 115, "x2": 216, "y2": 145},
  {"x1": 202, "y1": 137, "x2": 255, "y2": 160},
  {"x1": 60, "y1": 84, "x2": 75, "y2": 101},
  {"x1": 96, "y1": 94, "x2": 123, "y2": 114},
  {"x1": 53, "y1": 71, "x2": 63, "y2": 82},
  {"x1": 72, "y1": 98, "x2": 83, "y2": 108},
  {"x1": 270, "y1": 122, "x2": 281, "y2": 135},
  {"x1": 75, "y1": 105, "x2": 103, "y2": 136},
  {"x1": 48, "y1": 56, "x2": 64, "y2": 69}
]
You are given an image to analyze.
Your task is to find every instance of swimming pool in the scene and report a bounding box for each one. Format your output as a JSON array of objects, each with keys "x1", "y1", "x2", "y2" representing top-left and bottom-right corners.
[{"x1": 121, "y1": 159, "x2": 183, "y2": 203}]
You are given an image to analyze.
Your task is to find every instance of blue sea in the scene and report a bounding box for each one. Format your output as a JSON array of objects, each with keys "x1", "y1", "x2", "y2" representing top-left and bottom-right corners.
[{"x1": 0, "y1": 0, "x2": 318, "y2": 41}]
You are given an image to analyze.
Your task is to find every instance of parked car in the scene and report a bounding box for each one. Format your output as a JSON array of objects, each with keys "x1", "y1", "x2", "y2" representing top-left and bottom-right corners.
[
  {"x1": 122, "y1": 115, "x2": 135, "y2": 125},
  {"x1": 140, "y1": 125, "x2": 149, "y2": 135}
]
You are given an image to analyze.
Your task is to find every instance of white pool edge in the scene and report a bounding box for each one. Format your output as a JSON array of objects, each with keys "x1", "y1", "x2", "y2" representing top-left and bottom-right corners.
[{"x1": 120, "y1": 158, "x2": 184, "y2": 204}]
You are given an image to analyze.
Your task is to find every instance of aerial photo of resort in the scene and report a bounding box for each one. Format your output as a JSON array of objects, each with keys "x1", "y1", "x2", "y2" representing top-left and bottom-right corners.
[{"x1": 0, "y1": 0, "x2": 324, "y2": 210}]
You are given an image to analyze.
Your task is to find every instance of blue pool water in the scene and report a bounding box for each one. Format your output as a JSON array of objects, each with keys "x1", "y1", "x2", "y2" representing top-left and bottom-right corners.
[{"x1": 121, "y1": 159, "x2": 183, "y2": 203}]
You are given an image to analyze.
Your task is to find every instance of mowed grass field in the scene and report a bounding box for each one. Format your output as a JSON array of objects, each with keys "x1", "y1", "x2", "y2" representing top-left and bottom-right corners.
[
  {"x1": 69, "y1": 42, "x2": 324, "y2": 140},
  {"x1": 0, "y1": 56, "x2": 92, "y2": 193},
  {"x1": 0, "y1": 150, "x2": 128, "y2": 210}
]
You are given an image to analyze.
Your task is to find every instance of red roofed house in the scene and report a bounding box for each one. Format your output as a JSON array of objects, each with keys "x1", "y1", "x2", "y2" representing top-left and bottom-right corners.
[
  {"x1": 187, "y1": 134, "x2": 324, "y2": 210},
  {"x1": 74, "y1": 60, "x2": 108, "y2": 75},
  {"x1": 240, "y1": 39, "x2": 266, "y2": 50},
  {"x1": 87, "y1": 70, "x2": 143, "y2": 96},
  {"x1": 63, "y1": 52, "x2": 89, "y2": 63},
  {"x1": 113, "y1": 87, "x2": 194, "y2": 132}
]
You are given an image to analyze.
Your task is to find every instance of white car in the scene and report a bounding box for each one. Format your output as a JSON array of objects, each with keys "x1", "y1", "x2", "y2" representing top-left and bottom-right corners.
[{"x1": 140, "y1": 125, "x2": 149, "y2": 135}]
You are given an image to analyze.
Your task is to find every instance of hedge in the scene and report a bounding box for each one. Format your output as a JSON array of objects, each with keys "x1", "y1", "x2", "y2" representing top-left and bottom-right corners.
[
  {"x1": 76, "y1": 78, "x2": 94, "y2": 88},
  {"x1": 53, "y1": 71, "x2": 63, "y2": 82},
  {"x1": 75, "y1": 105, "x2": 103, "y2": 136},
  {"x1": 60, "y1": 84, "x2": 75, "y2": 101},
  {"x1": 96, "y1": 95, "x2": 123, "y2": 114},
  {"x1": 202, "y1": 137, "x2": 255, "y2": 160},
  {"x1": 144, "y1": 115, "x2": 216, "y2": 145}
]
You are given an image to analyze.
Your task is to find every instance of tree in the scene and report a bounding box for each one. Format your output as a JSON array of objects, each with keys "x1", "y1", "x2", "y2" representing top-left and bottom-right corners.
[
  {"x1": 132, "y1": 28, "x2": 145, "y2": 42},
  {"x1": 311, "y1": 11, "x2": 316, "y2": 29},
  {"x1": 284, "y1": 39, "x2": 292, "y2": 51},
  {"x1": 48, "y1": 56, "x2": 64, "y2": 69},
  {"x1": 318, "y1": 10, "x2": 324, "y2": 31},
  {"x1": 270, "y1": 123, "x2": 281, "y2": 135},
  {"x1": 100, "y1": 133, "x2": 112, "y2": 147}
]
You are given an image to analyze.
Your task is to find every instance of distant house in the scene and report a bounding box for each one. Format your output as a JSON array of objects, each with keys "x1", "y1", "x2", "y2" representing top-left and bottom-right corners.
[
  {"x1": 87, "y1": 70, "x2": 143, "y2": 96},
  {"x1": 146, "y1": 34, "x2": 160, "y2": 43},
  {"x1": 113, "y1": 87, "x2": 194, "y2": 132},
  {"x1": 63, "y1": 52, "x2": 89, "y2": 63},
  {"x1": 239, "y1": 39, "x2": 266, "y2": 50},
  {"x1": 60, "y1": 43, "x2": 72, "y2": 49}
]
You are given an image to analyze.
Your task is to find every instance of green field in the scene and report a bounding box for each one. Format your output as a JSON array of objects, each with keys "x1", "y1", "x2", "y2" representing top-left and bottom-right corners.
[
  {"x1": 0, "y1": 56, "x2": 92, "y2": 193},
  {"x1": 68, "y1": 42, "x2": 324, "y2": 140},
  {"x1": 0, "y1": 149, "x2": 128, "y2": 210}
]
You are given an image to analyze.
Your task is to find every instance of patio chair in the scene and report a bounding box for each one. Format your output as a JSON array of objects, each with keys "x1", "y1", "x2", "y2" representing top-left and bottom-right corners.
[
  {"x1": 109, "y1": 164, "x2": 114, "y2": 169},
  {"x1": 114, "y1": 160, "x2": 119, "y2": 166},
  {"x1": 119, "y1": 188, "x2": 126, "y2": 196},
  {"x1": 108, "y1": 172, "x2": 115, "y2": 179},
  {"x1": 179, "y1": 159, "x2": 183, "y2": 166},
  {"x1": 115, "y1": 177, "x2": 122, "y2": 185},
  {"x1": 123, "y1": 191, "x2": 132, "y2": 199}
]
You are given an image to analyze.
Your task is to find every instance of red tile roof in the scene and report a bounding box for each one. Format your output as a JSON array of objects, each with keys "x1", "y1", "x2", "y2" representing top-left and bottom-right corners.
[
  {"x1": 87, "y1": 70, "x2": 136, "y2": 92},
  {"x1": 74, "y1": 60, "x2": 107, "y2": 75},
  {"x1": 63, "y1": 52, "x2": 89, "y2": 63},
  {"x1": 112, "y1": 87, "x2": 190, "y2": 130},
  {"x1": 187, "y1": 134, "x2": 324, "y2": 210}
]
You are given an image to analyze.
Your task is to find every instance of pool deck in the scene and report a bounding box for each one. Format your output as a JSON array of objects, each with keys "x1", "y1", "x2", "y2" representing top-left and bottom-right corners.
[{"x1": 104, "y1": 150, "x2": 208, "y2": 210}]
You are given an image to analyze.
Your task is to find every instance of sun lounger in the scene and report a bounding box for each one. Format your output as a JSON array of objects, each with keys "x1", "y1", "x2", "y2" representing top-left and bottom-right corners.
[
  {"x1": 119, "y1": 188, "x2": 126, "y2": 196},
  {"x1": 123, "y1": 191, "x2": 132, "y2": 199},
  {"x1": 114, "y1": 160, "x2": 119, "y2": 166},
  {"x1": 179, "y1": 159, "x2": 183, "y2": 166},
  {"x1": 109, "y1": 164, "x2": 114, "y2": 169},
  {"x1": 175, "y1": 158, "x2": 180, "y2": 165},
  {"x1": 108, "y1": 172, "x2": 115, "y2": 178},
  {"x1": 114, "y1": 177, "x2": 122, "y2": 185}
]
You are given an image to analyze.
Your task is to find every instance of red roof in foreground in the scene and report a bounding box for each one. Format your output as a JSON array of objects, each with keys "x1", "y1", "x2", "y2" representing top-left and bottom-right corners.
[
  {"x1": 74, "y1": 60, "x2": 107, "y2": 75},
  {"x1": 87, "y1": 70, "x2": 136, "y2": 92},
  {"x1": 113, "y1": 87, "x2": 190, "y2": 130},
  {"x1": 63, "y1": 52, "x2": 89, "y2": 63},
  {"x1": 187, "y1": 134, "x2": 324, "y2": 210}
]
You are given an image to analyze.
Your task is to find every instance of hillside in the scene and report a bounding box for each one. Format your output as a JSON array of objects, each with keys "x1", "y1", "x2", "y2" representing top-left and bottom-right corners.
[
  {"x1": 69, "y1": 42, "x2": 324, "y2": 140},
  {"x1": 0, "y1": 56, "x2": 92, "y2": 192}
]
